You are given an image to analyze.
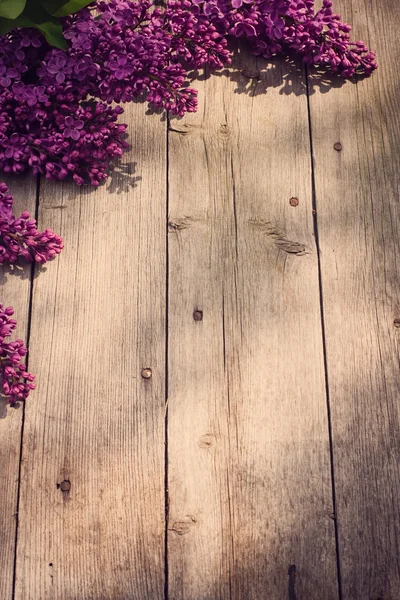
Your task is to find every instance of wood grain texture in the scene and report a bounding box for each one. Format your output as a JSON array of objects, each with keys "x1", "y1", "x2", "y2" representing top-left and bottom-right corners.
[
  {"x1": 308, "y1": 1, "x2": 400, "y2": 598},
  {"x1": 167, "y1": 49, "x2": 338, "y2": 599},
  {"x1": 0, "y1": 175, "x2": 37, "y2": 600},
  {"x1": 14, "y1": 105, "x2": 166, "y2": 599}
]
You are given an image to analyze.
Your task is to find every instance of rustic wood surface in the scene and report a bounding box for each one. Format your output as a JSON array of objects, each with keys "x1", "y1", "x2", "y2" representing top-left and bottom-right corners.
[
  {"x1": 0, "y1": 1, "x2": 399, "y2": 598},
  {"x1": 168, "y1": 49, "x2": 337, "y2": 600},
  {"x1": 13, "y1": 105, "x2": 167, "y2": 599},
  {"x1": 0, "y1": 176, "x2": 37, "y2": 600},
  {"x1": 308, "y1": 1, "x2": 400, "y2": 598}
]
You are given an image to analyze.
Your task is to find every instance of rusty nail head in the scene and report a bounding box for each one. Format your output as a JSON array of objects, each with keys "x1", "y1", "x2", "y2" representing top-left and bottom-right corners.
[
  {"x1": 289, "y1": 197, "x2": 299, "y2": 207},
  {"x1": 59, "y1": 480, "x2": 71, "y2": 492},
  {"x1": 394, "y1": 318, "x2": 400, "y2": 328},
  {"x1": 141, "y1": 367, "x2": 152, "y2": 379},
  {"x1": 334, "y1": 142, "x2": 342, "y2": 152},
  {"x1": 193, "y1": 309, "x2": 203, "y2": 321}
]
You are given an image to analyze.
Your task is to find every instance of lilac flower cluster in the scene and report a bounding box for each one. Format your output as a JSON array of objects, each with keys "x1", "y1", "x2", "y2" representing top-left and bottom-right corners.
[
  {"x1": 46, "y1": 0, "x2": 231, "y2": 114},
  {"x1": 0, "y1": 303, "x2": 35, "y2": 405},
  {"x1": 194, "y1": 0, "x2": 377, "y2": 76},
  {"x1": 0, "y1": 75, "x2": 129, "y2": 186},
  {"x1": 0, "y1": 183, "x2": 63, "y2": 263},
  {"x1": 0, "y1": 1, "x2": 231, "y2": 183},
  {"x1": 0, "y1": 182, "x2": 63, "y2": 404},
  {"x1": 0, "y1": 0, "x2": 376, "y2": 185}
]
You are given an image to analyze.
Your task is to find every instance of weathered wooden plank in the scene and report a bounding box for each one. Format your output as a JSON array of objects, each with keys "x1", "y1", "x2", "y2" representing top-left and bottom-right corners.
[
  {"x1": 308, "y1": 1, "x2": 400, "y2": 598},
  {"x1": 0, "y1": 175, "x2": 37, "y2": 600},
  {"x1": 14, "y1": 105, "x2": 166, "y2": 599},
  {"x1": 0, "y1": 175, "x2": 37, "y2": 599},
  {"x1": 167, "y1": 50, "x2": 338, "y2": 599}
]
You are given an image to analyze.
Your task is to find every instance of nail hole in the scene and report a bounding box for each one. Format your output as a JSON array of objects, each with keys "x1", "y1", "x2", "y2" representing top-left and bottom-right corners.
[
  {"x1": 49, "y1": 563, "x2": 53, "y2": 567},
  {"x1": 193, "y1": 309, "x2": 203, "y2": 321},
  {"x1": 141, "y1": 367, "x2": 152, "y2": 379},
  {"x1": 57, "y1": 480, "x2": 71, "y2": 492},
  {"x1": 289, "y1": 197, "x2": 299, "y2": 207},
  {"x1": 334, "y1": 142, "x2": 342, "y2": 151},
  {"x1": 394, "y1": 318, "x2": 400, "y2": 328}
]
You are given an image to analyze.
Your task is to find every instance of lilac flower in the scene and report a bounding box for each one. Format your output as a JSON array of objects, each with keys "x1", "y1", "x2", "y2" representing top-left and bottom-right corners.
[
  {"x1": 0, "y1": 183, "x2": 63, "y2": 263},
  {"x1": 0, "y1": 303, "x2": 35, "y2": 405},
  {"x1": 194, "y1": 0, "x2": 376, "y2": 73},
  {"x1": 0, "y1": 0, "x2": 376, "y2": 185},
  {"x1": 38, "y1": 52, "x2": 70, "y2": 84},
  {"x1": 12, "y1": 83, "x2": 48, "y2": 106},
  {"x1": 0, "y1": 64, "x2": 19, "y2": 88},
  {"x1": 19, "y1": 31, "x2": 42, "y2": 48},
  {"x1": 72, "y1": 56, "x2": 99, "y2": 81},
  {"x1": 108, "y1": 55, "x2": 134, "y2": 80},
  {"x1": 232, "y1": 19, "x2": 257, "y2": 37},
  {"x1": 63, "y1": 116, "x2": 84, "y2": 140},
  {"x1": 0, "y1": 180, "x2": 64, "y2": 405},
  {"x1": 63, "y1": 24, "x2": 93, "y2": 51},
  {"x1": 3, "y1": 133, "x2": 25, "y2": 159}
]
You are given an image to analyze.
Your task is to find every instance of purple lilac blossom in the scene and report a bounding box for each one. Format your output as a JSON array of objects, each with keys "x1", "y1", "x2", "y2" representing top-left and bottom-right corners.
[
  {"x1": 0, "y1": 302, "x2": 35, "y2": 405},
  {"x1": 0, "y1": 0, "x2": 376, "y2": 185},
  {"x1": 0, "y1": 181, "x2": 65, "y2": 403},
  {"x1": 195, "y1": 0, "x2": 377, "y2": 74},
  {"x1": 0, "y1": 182, "x2": 63, "y2": 263}
]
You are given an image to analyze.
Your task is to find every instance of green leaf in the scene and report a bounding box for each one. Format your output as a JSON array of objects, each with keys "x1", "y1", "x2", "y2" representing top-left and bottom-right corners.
[
  {"x1": 15, "y1": 1, "x2": 67, "y2": 47},
  {"x1": 0, "y1": 0, "x2": 27, "y2": 19},
  {"x1": 0, "y1": 17, "x2": 22, "y2": 36},
  {"x1": 41, "y1": 0, "x2": 93, "y2": 17},
  {"x1": 0, "y1": 0, "x2": 75, "y2": 48},
  {"x1": 0, "y1": 13, "x2": 67, "y2": 48},
  {"x1": 32, "y1": 19, "x2": 67, "y2": 47}
]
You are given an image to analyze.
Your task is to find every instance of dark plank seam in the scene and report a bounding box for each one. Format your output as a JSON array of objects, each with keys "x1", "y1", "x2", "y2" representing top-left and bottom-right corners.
[
  {"x1": 305, "y1": 65, "x2": 343, "y2": 600},
  {"x1": 165, "y1": 111, "x2": 170, "y2": 600},
  {"x1": 11, "y1": 174, "x2": 41, "y2": 600}
]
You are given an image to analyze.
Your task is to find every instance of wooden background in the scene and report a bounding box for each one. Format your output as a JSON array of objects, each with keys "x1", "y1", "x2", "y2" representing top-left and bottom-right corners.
[{"x1": 1, "y1": 0, "x2": 399, "y2": 598}]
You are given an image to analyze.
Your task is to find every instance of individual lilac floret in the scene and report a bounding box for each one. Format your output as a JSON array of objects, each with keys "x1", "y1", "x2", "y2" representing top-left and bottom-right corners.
[
  {"x1": 0, "y1": 303, "x2": 35, "y2": 405},
  {"x1": 0, "y1": 183, "x2": 63, "y2": 263}
]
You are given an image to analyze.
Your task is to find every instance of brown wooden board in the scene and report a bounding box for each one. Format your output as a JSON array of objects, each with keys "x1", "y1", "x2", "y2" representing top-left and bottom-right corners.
[
  {"x1": 308, "y1": 0, "x2": 400, "y2": 597},
  {"x1": 167, "y1": 49, "x2": 338, "y2": 599},
  {"x1": 0, "y1": 175, "x2": 37, "y2": 600},
  {"x1": 14, "y1": 105, "x2": 167, "y2": 599}
]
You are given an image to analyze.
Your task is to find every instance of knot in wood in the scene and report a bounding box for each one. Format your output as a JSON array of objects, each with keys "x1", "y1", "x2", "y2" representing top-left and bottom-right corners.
[
  {"x1": 170, "y1": 515, "x2": 197, "y2": 536},
  {"x1": 198, "y1": 433, "x2": 215, "y2": 449},
  {"x1": 168, "y1": 217, "x2": 192, "y2": 233},
  {"x1": 217, "y1": 123, "x2": 231, "y2": 141}
]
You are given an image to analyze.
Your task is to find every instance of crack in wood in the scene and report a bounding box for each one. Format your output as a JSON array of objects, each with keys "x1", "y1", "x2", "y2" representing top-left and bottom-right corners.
[
  {"x1": 248, "y1": 218, "x2": 307, "y2": 255},
  {"x1": 288, "y1": 565, "x2": 297, "y2": 600}
]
